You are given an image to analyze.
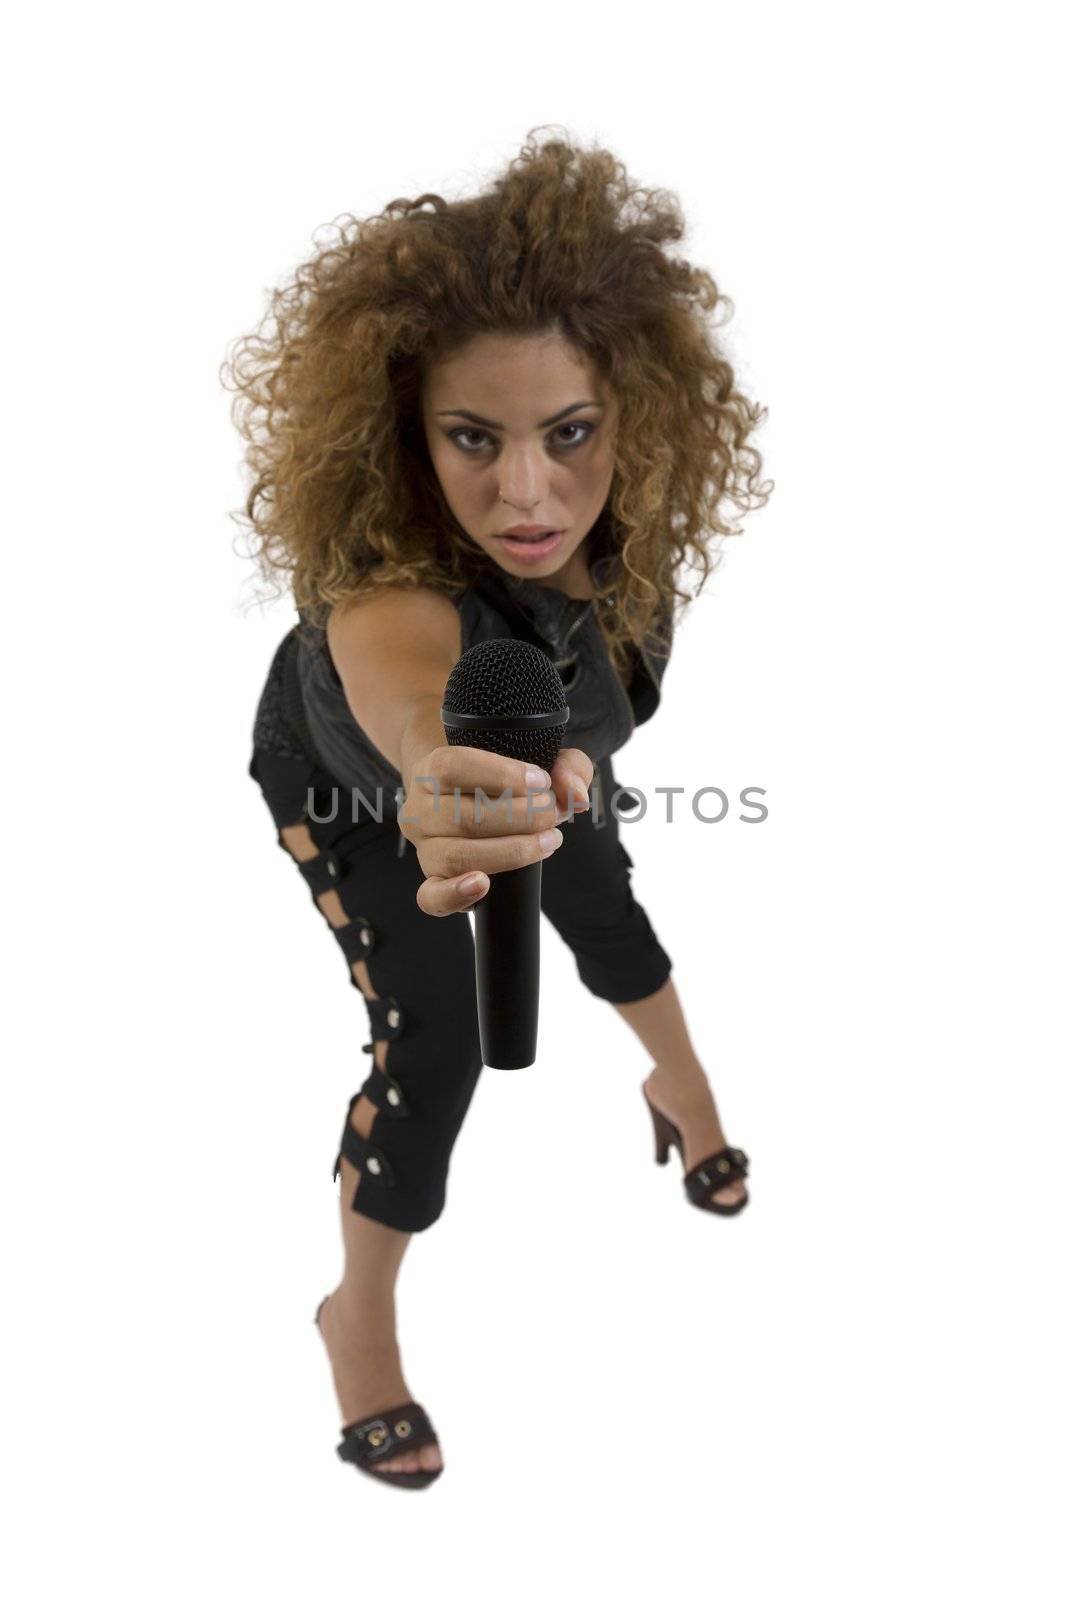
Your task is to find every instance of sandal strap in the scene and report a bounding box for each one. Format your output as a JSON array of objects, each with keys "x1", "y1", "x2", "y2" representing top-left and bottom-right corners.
[
  {"x1": 337, "y1": 1401, "x2": 438, "y2": 1468},
  {"x1": 683, "y1": 1145, "x2": 749, "y2": 1202}
]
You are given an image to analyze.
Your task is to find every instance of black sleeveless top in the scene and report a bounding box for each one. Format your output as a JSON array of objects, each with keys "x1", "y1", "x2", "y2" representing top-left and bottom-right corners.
[{"x1": 291, "y1": 552, "x2": 672, "y2": 818}]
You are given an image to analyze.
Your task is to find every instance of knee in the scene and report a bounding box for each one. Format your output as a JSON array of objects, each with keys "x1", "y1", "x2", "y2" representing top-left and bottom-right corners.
[
  {"x1": 565, "y1": 912, "x2": 674, "y2": 1005},
  {"x1": 336, "y1": 1060, "x2": 478, "y2": 1234}
]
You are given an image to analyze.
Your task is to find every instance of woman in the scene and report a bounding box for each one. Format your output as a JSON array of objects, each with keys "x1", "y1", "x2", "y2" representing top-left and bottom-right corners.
[{"x1": 224, "y1": 128, "x2": 771, "y2": 1488}]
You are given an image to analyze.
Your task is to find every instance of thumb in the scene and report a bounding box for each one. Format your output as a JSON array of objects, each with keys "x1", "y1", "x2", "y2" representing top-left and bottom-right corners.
[{"x1": 550, "y1": 747, "x2": 593, "y2": 817}]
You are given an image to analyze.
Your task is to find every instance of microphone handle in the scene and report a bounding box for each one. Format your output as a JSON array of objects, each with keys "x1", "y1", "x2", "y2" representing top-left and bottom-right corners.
[{"x1": 472, "y1": 860, "x2": 542, "y2": 1069}]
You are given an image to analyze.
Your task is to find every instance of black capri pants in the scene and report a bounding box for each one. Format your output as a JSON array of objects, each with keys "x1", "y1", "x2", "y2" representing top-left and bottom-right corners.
[{"x1": 248, "y1": 629, "x2": 673, "y2": 1233}]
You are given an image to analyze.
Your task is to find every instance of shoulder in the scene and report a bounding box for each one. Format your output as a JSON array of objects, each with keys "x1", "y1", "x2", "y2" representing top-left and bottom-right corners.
[
  {"x1": 325, "y1": 585, "x2": 465, "y2": 697},
  {"x1": 327, "y1": 584, "x2": 463, "y2": 654}
]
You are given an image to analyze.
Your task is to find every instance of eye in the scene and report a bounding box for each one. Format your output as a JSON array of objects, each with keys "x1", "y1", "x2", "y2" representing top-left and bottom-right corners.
[
  {"x1": 448, "y1": 422, "x2": 596, "y2": 453},
  {"x1": 449, "y1": 427, "x2": 491, "y2": 451},
  {"x1": 554, "y1": 422, "x2": 595, "y2": 448}
]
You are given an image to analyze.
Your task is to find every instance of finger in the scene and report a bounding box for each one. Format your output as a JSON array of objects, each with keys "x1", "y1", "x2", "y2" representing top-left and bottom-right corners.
[
  {"x1": 549, "y1": 747, "x2": 594, "y2": 817},
  {"x1": 416, "y1": 871, "x2": 490, "y2": 918},
  {"x1": 417, "y1": 825, "x2": 565, "y2": 884},
  {"x1": 406, "y1": 784, "x2": 563, "y2": 840},
  {"x1": 414, "y1": 745, "x2": 554, "y2": 801}
]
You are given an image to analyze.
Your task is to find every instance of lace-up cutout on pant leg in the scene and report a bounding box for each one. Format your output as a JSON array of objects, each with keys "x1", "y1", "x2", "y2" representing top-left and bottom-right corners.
[
  {"x1": 278, "y1": 819, "x2": 385, "y2": 1184},
  {"x1": 249, "y1": 733, "x2": 485, "y2": 1235}
]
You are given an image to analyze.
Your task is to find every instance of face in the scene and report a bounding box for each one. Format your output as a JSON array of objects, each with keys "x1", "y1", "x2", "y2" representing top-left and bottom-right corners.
[{"x1": 420, "y1": 328, "x2": 617, "y2": 595}]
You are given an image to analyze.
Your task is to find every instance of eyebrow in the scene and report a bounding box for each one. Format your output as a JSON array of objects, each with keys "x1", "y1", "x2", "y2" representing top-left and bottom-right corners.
[{"x1": 435, "y1": 400, "x2": 605, "y2": 429}]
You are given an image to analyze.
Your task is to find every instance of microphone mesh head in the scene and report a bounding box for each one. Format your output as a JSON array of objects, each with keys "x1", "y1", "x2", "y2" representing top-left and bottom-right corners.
[{"x1": 443, "y1": 638, "x2": 568, "y2": 768}]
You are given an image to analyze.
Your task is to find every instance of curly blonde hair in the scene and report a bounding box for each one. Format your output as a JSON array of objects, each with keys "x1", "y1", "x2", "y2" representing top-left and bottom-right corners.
[{"x1": 221, "y1": 126, "x2": 772, "y2": 680}]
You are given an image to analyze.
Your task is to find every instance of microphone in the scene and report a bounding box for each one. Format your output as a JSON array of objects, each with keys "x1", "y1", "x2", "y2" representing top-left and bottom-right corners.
[{"x1": 441, "y1": 638, "x2": 570, "y2": 1069}]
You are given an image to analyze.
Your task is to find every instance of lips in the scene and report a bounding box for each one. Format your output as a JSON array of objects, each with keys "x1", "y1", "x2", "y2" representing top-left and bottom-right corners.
[{"x1": 496, "y1": 529, "x2": 565, "y2": 562}]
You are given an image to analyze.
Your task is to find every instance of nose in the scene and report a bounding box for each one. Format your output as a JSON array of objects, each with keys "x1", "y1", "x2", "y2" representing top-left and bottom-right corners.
[{"x1": 496, "y1": 446, "x2": 552, "y2": 512}]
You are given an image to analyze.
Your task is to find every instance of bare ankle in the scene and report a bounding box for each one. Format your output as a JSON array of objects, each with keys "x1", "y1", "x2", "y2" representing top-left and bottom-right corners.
[{"x1": 647, "y1": 1057, "x2": 706, "y2": 1092}]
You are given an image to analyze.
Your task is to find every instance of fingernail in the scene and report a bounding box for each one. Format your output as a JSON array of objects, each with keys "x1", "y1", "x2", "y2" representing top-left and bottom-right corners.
[
  {"x1": 571, "y1": 782, "x2": 589, "y2": 809},
  {"x1": 525, "y1": 766, "x2": 552, "y2": 789},
  {"x1": 459, "y1": 874, "x2": 485, "y2": 895},
  {"x1": 538, "y1": 828, "x2": 564, "y2": 853}
]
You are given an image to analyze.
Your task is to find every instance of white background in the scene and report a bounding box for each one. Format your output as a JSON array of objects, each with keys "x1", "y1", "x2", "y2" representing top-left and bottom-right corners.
[{"x1": 4, "y1": 3, "x2": 1063, "y2": 1595}]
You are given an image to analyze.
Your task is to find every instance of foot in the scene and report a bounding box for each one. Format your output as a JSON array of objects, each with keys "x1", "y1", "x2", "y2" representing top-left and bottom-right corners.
[
  {"x1": 316, "y1": 1290, "x2": 444, "y2": 1476},
  {"x1": 641, "y1": 1062, "x2": 748, "y2": 1208}
]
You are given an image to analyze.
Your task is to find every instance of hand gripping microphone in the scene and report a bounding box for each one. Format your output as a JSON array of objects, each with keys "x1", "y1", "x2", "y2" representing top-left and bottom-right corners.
[{"x1": 440, "y1": 638, "x2": 569, "y2": 1070}]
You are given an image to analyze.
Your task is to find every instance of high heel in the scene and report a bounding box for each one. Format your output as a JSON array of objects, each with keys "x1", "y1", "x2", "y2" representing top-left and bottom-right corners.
[
  {"x1": 642, "y1": 1085, "x2": 750, "y2": 1216},
  {"x1": 313, "y1": 1296, "x2": 444, "y2": 1489}
]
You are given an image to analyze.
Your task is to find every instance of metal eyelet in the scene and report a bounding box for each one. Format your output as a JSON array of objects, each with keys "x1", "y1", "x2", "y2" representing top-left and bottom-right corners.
[
  {"x1": 394, "y1": 1419, "x2": 412, "y2": 1438},
  {"x1": 386, "y1": 1085, "x2": 402, "y2": 1108},
  {"x1": 716, "y1": 1157, "x2": 732, "y2": 1173},
  {"x1": 366, "y1": 1155, "x2": 382, "y2": 1176},
  {"x1": 359, "y1": 925, "x2": 374, "y2": 948},
  {"x1": 367, "y1": 1425, "x2": 387, "y2": 1447},
  {"x1": 387, "y1": 1006, "x2": 401, "y2": 1030}
]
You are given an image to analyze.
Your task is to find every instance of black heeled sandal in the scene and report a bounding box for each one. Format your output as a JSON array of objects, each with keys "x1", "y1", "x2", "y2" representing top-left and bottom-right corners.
[
  {"x1": 313, "y1": 1297, "x2": 444, "y2": 1489},
  {"x1": 642, "y1": 1085, "x2": 750, "y2": 1216}
]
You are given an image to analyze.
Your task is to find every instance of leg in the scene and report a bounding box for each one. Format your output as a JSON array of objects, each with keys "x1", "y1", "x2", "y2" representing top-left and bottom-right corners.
[
  {"x1": 250, "y1": 712, "x2": 483, "y2": 1473},
  {"x1": 613, "y1": 978, "x2": 747, "y2": 1207},
  {"x1": 541, "y1": 755, "x2": 745, "y2": 1205},
  {"x1": 272, "y1": 801, "x2": 484, "y2": 1237},
  {"x1": 272, "y1": 810, "x2": 440, "y2": 1474}
]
